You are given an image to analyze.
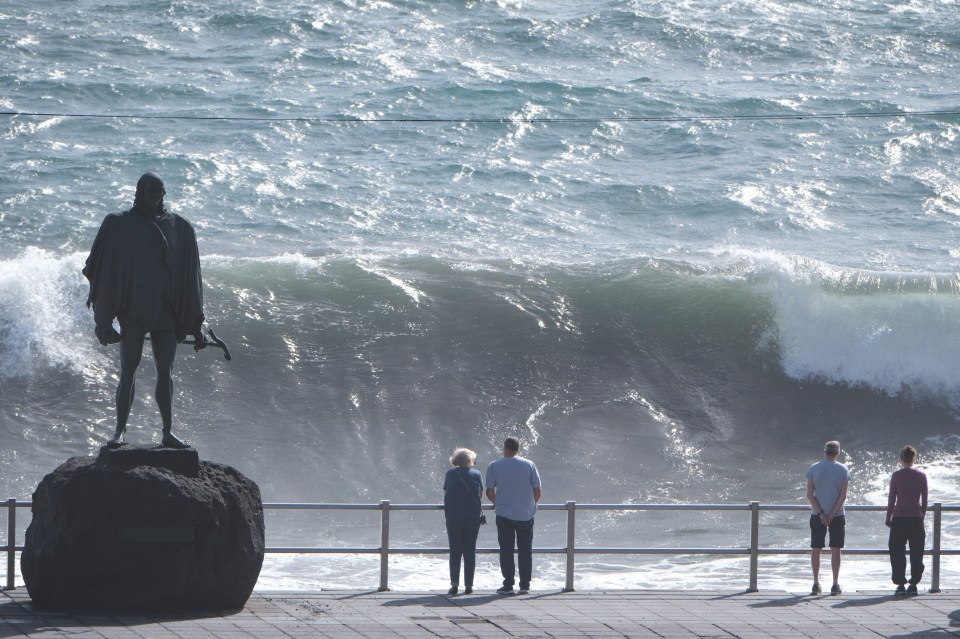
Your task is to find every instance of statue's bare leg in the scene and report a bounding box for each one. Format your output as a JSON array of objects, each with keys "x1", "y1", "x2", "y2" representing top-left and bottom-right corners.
[
  {"x1": 151, "y1": 330, "x2": 188, "y2": 448},
  {"x1": 109, "y1": 329, "x2": 146, "y2": 447}
]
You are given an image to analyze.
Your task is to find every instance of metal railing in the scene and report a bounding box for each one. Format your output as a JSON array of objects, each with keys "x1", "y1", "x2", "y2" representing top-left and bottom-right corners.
[{"x1": 5, "y1": 499, "x2": 958, "y2": 592}]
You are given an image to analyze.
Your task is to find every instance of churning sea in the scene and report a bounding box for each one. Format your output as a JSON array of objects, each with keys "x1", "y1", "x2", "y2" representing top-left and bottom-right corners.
[{"x1": 3, "y1": 0, "x2": 960, "y2": 592}]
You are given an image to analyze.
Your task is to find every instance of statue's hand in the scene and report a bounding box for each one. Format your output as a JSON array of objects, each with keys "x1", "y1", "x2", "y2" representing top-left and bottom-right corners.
[
  {"x1": 95, "y1": 324, "x2": 122, "y2": 346},
  {"x1": 193, "y1": 331, "x2": 207, "y2": 352}
]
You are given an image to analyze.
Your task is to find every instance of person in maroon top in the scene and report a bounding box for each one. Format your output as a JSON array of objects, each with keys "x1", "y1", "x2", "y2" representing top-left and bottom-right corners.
[{"x1": 886, "y1": 445, "x2": 928, "y2": 596}]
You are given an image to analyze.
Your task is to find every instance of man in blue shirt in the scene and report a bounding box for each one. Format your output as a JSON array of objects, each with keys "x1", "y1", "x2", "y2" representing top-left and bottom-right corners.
[
  {"x1": 486, "y1": 436, "x2": 542, "y2": 595},
  {"x1": 806, "y1": 440, "x2": 851, "y2": 596}
]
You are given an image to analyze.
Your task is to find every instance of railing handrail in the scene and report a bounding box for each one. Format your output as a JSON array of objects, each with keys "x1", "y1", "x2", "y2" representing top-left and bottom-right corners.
[
  {"x1": 263, "y1": 502, "x2": 960, "y2": 511},
  {"x1": 4, "y1": 499, "x2": 954, "y2": 593},
  {"x1": 11, "y1": 500, "x2": 960, "y2": 511}
]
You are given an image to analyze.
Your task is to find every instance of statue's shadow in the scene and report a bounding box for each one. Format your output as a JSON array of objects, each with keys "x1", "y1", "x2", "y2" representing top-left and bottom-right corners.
[{"x1": 0, "y1": 598, "x2": 242, "y2": 632}]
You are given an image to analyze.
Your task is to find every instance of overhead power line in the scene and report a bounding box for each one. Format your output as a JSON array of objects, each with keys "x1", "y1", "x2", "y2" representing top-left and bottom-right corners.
[{"x1": 1, "y1": 108, "x2": 959, "y2": 125}]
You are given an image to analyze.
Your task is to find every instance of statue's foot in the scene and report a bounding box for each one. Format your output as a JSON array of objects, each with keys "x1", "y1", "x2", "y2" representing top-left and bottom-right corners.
[
  {"x1": 161, "y1": 433, "x2": 191, "y2": 449},
  {"x1": 106, "y1": 427, "x2": 125, "y2": 448}
]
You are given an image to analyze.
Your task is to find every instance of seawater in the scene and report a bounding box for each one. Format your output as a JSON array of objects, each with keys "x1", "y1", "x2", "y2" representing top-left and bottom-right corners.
[{"x1": 3, "y1": 0, "x2": 960, "y2": 592}]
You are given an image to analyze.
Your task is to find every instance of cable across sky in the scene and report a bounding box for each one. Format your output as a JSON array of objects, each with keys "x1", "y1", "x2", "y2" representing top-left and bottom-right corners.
[{"x1": 2, "y1": 108, "x2": 959, "y2": 125}]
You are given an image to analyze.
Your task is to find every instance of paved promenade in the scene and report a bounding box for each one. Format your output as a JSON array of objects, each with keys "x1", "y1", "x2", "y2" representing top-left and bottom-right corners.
[{"x1": 2, "y1": 588, "x2": 959, "y2": 638}]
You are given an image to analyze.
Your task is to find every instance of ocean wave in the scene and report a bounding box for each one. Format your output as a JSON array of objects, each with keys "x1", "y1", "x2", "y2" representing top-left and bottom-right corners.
[
  {"x1": 753, "y1": 256, "x2": 960, "y2": 400},
  {"x1": 0, "y1": 248, "x2": 101, "y2": 379},
  {"x1": 3, "y1": 247, "x2": 959, "y2": 522},
  {"x1": 8, "y1": 248, "x2": 960, "y2": 407}
]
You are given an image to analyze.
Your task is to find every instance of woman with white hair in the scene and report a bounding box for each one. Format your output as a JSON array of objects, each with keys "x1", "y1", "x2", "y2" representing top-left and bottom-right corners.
[{"x1": 443, "y1": 447, "x2": 484, "y2": 595}]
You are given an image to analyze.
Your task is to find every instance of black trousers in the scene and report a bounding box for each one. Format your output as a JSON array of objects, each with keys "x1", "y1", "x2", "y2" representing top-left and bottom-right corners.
[
  {"x1": 446, "y1": 516, "x2": 481, "y2": 588},
  {"x1": 496, "y1": 515, "x2": 534, "y2": 589},
  {"x1": 889, "y1": 516, "x2": 925, "y2": 586}
]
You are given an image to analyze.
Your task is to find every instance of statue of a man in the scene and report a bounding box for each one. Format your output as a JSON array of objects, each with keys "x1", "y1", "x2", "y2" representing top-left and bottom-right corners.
[{"x1": 83, "y1": 172, "x2": 205, "y2": 449}]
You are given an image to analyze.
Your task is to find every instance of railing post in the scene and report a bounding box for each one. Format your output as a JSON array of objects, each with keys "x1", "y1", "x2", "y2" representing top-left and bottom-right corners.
[
  {"x1": 564, "y1": 501, "x2": 576, "y2": 592},
  {"x1": 379, "y1": 500, "x2": 390, "y2": 591},
  {"x1": 6, "y1": 498, "x2": 15, "y2": 591},
  {"x1": 931, "y1": 502, "x2": 941, "y2": 593},
  {"x1": 748, "y1": 501, "x2": 759, "y2": 592}
]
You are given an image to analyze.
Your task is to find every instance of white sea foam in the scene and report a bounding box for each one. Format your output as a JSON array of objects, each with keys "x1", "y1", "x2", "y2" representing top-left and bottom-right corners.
[
  {"x1": 354, "y1": 260, "x2": 426, "y2": 304},
  {"x1": 711, "y1": 249, "x2": 960, "y2": 403},
  {"x1": 769, "y1": 265, "x2": 960, "y2": 401},
  {"x1": 0, "y1": 249, "x2": 101, "y2": 379}
]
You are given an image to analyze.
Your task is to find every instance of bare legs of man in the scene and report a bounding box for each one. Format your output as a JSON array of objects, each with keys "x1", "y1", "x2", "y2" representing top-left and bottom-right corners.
[
  {"x1": 107, "y1": 328, "x2": 189, "y2": 448},
  {"x1": 810, "y1": 547, "x2": 842, "y2": 595}
]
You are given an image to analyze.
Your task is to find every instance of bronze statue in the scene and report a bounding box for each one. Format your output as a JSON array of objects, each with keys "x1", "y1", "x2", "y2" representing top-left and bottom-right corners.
[{"x1": 83, "y1": 172, "x2": 205, "y2": 449}]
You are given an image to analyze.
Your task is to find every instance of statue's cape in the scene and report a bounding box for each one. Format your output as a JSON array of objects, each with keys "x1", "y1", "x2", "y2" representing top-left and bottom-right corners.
[{"x1": 83, "y1": 209, "x2": 204, "y2": 340}]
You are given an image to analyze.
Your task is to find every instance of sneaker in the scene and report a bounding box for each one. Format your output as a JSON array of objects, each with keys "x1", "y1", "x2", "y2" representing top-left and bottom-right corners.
[
  {"x1": 811, "y1": 583, "x2": 822, "y2": 595},
  {"x1": 830, "y1": 584, "x2": 842, "y2": 595},
  {"x1": 447, "y1": 586, "x2": 458, "y2": 596},
  {"x1": 463, "y1": 587, "x2": 473, "y2": 595},
  {"x1": 496, "y1": 586, "x2": 515, "y2": 595},
  {"x1": 907, "y1": 584, "x2": 918, "y2": 596},
  {"x1": 517, "y1": 588, "x2": 529, "y2": 595},
  {"x1": 894, "y1": 584, "x2": 907, "y2": 596}
]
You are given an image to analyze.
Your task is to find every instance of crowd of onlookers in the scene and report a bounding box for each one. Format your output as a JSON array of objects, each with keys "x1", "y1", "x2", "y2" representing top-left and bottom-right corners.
[{"x1": 446, "y1": 437, "x2": 927, "y2": 597}]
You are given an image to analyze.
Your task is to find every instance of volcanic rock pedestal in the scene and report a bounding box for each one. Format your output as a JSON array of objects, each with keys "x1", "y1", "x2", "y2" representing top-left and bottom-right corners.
[{"x1": 21, "y1": 446, "x2": 264, "y2": 611}]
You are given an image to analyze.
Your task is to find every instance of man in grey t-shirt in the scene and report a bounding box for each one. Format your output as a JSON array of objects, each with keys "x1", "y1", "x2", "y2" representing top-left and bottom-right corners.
[
  {"x1": 486, "y1": 436, "x2": 541, "y2": 595},
  {"x1": 806, "y1": 440, "x2": 851, "y2": 596}
]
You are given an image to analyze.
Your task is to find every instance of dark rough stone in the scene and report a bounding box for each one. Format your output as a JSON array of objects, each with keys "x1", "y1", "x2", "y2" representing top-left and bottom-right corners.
[
  {"x1": 21, "y1": 449, "x2": 264, "y2": 611},
  {"x1": 96, "y1": 444, "x2": 201, "y2": 477}
]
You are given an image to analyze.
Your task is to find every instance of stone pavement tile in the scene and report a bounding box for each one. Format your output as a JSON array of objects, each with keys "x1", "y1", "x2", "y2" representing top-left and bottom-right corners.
[
  {"x1": 641, "y1": 625, "x2": 702, "y2": 637},
  {"x1": 169, "y1": 626, "x2": 232, "y2": 639},
  {"x1": 619, "y1": 631, "x2": 670, "y2": 639},
  {"x1": 605, "y1": 622, "x2": 657, "y2": 633},
  {"x1": 10, "y1": 590, "x2": 960, "y2": 639},
  {"x1": 453, "y1": 624, "x2": 513, "y2": 638},
  {"x1": 539, "y1": 625, "x2": 599, "y2": 637}
]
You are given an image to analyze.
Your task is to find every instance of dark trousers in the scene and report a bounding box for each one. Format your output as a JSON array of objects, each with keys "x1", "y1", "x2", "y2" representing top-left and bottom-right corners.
[
  {"x1": 446, "y1": 516, "x2": 481, "y2": 588},
  {"x1": 496, "y1": 515, "x2": 534, "y2": 589},
  {"x1": 889, "y1": 517, "x2": 925, "y2": 586}
]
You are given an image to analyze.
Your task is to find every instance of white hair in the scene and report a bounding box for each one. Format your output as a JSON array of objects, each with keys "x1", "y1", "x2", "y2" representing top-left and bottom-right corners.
[{"x1": 450, "y1": 448, "x2": 476, "y2": 467}]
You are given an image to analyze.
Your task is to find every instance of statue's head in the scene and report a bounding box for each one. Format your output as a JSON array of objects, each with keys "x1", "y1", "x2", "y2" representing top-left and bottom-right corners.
[{"x1": 133, "y1": 172, "x2": 166, "y2": 215}]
